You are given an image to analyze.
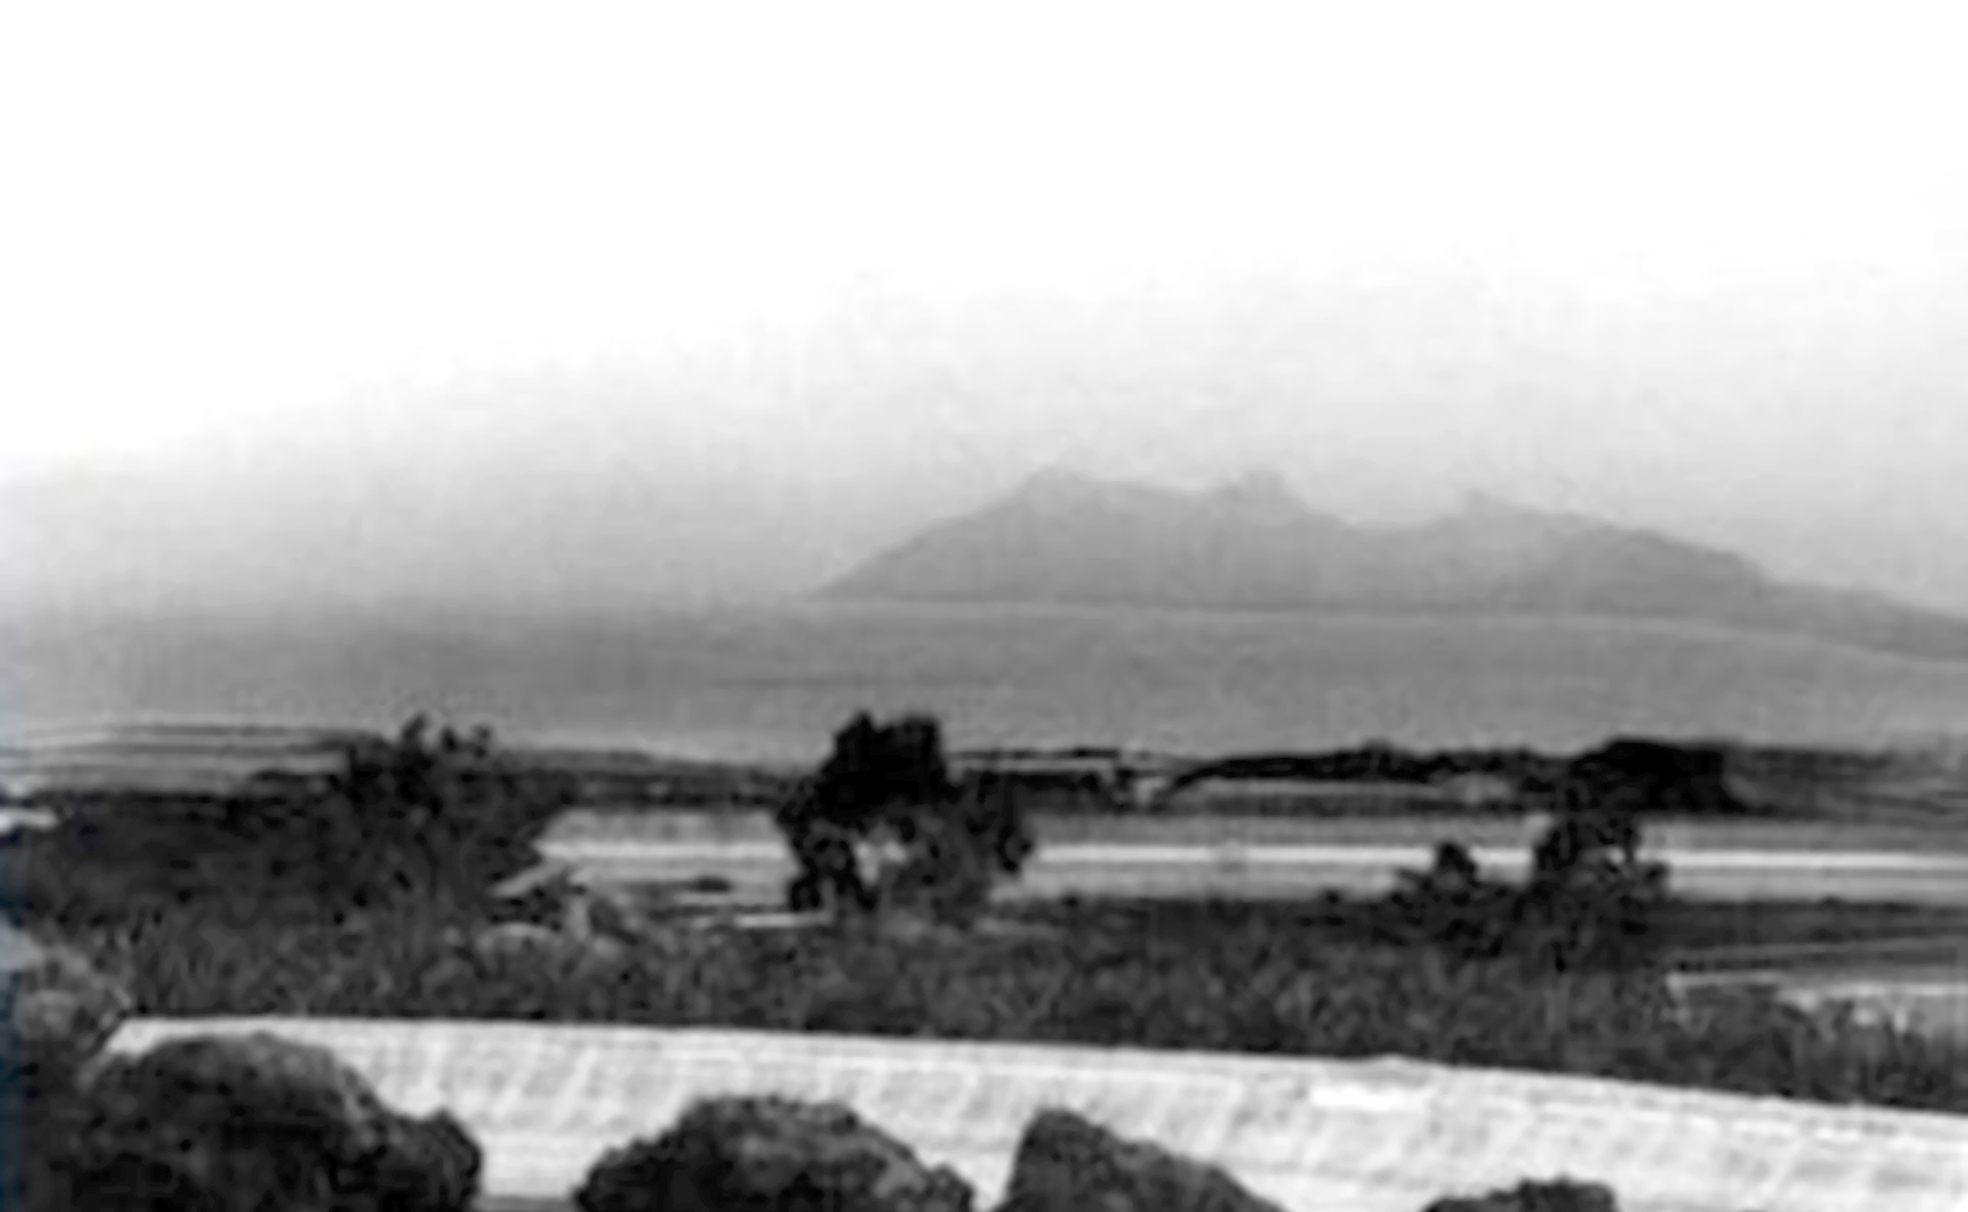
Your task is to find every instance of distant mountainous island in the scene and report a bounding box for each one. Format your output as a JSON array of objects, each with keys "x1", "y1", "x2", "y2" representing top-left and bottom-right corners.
[{"x1": 819, "y1": 469, "x2": 1968, "y2": 662}]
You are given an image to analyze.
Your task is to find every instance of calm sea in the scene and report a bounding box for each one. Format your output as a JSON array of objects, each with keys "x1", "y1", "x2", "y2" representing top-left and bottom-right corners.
[{"x1": 7, "y1": 603, "x2": 1968, "y2": 761}]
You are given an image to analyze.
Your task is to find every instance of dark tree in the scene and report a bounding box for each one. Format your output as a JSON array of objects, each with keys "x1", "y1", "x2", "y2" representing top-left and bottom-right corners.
[
  {"x1": 1515, "y1": 770, "x2": 1668, "y2": 971},
  {"x1": 304, "y1": 717, "x2": 570, "y2": 906},
  {"x1": 774, "y1": 712, "x2": 1034, "y2": 924}
]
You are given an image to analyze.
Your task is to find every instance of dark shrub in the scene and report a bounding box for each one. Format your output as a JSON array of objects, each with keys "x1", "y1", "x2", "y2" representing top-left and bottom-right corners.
[
  {"x1": 1000, "y1": 1108, "x2": 1285, "y2": 1212},
  {"x1": 2, "y1": 931, "x2": 134, "y2": 1212},
  {"x1": 40, "y1": 1031, "x2": 480, "y2": 1212},
  {"x1": 575, "y1": 1095, "x2": 973, "y2": 1212},
  {"x1": 776, "y1": 712, "x2": 1034, "y2": 925},
  {"x1": 1423, "y1": 1177, "x2": 1618, "y2": 1211},
  {"x1": 3, "y1": 931, "x2": 133, "y2": 1092},
  {"x1": 4, "y1": 717, "x2": 574, "y2": 928},
  {"x1": 1512, "y1": 766, "x2": 1669, "y2": 971},
  {"x1": 1384, "y1": 843, "x2": 1518, "y2": 961},
  {"x1": 303, "y1": 715, "x2": 574, "y2": 904}
]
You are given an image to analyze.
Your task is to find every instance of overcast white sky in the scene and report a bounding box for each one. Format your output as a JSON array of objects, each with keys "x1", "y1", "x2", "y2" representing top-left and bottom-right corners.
[{"x1": 4, "y1": 1, "x2": 1966, "y2": 613}]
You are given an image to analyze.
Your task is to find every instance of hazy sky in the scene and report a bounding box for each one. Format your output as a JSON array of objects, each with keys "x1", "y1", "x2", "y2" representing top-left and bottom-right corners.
[{"x1": 4, "y1": 2, "x2": 1967, "y2": 614}]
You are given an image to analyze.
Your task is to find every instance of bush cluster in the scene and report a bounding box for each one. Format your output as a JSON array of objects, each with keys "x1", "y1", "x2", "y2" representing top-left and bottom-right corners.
[
  {"x1": 1164, "y1": 742, "x2": 1567, "y2": 792},
  {"x1": 4, "y1": 717, "x2": 572, "y2": 928},
  {"x1": 775, "y1": 713, "x2": 1034, "y2": 924},
  {"x1": 300, "y1": 715, "x2": 574, "y2": 902},
  {"x1": 1384, "y1": 838, "x2": 1669, "y2": 973}
]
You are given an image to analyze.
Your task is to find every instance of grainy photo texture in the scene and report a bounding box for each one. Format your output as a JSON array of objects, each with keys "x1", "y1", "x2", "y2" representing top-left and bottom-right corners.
[{"x1": 3, "y1": 4, "x2": 1966, "y2": 1209}]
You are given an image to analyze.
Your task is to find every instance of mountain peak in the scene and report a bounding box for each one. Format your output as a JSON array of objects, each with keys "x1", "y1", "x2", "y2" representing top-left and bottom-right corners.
[
  {"x1": 1208, "y1": 468, "x2": 1305, "y2": 512},
  {"x1": 817, "y1": 468, "x2": 1968, "y2": 659},
  {"x1": 1012, "y1": 466, "x2": 1136, "y2": 504}
]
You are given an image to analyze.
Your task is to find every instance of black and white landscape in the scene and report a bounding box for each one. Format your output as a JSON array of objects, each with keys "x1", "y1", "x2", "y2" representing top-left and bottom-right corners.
[{"x1": 6, "y1": 6, "x2": 1968, "y2": 1211}]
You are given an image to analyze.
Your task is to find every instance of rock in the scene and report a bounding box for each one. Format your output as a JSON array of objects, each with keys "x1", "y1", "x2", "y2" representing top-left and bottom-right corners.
[
  {"x1": 2, "y1": 928, "x2": 135, "y2": 1211},
  {"x1": 575, "y1": 1095, "x2": 973, "y2": 1212},
  {"x1": 1000, "y1": 1108, "x2": 1286, "y2": 1212},
  {"x1": 1423, "y1": 1178, "x2": 1621, "y2": 1212},
  {"x1": 2, "y1": 926, "x2": 132, "y2": 1088},
  {"x1": 41, "y1": 1030, "x2": 481, "y2": 1212}
]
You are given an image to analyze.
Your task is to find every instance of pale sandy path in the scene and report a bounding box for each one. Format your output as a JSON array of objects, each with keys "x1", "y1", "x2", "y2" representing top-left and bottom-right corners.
[{"x1": 541, "y1": 835, "x2": 1968, "y2": 905}]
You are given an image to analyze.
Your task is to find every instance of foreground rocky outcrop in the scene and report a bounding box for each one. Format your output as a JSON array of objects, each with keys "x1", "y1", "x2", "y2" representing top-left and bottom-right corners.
[
  {"x1": 0, "y1": 920, "x2": 1634, "y2": 1212},
  {"x1": 575, "y1": 1095, "x2": 975, "y2": 1212},
  {"x1": 1424, "y1": 1179, "x2": 1619, "y2": 1211},
  {"x1": 571, "y1": 1095, "x2": 1626, "y2": 1212},
  {"x1": 6, "y1": 919, "x2": 1631, "y2": 1212},
  {"x1": 2, "y1": 924, "x2": 135, "y2": 1210},
  {"x1": 36, "y1": 1031, "x2": 481, "y2": 1212},
  {"x1": 2, "y1": 926, "x2": 133, "y2": 1090},
  {"x1": 998, "y1": 1108, "x2": 1287, "y2": 1212}
]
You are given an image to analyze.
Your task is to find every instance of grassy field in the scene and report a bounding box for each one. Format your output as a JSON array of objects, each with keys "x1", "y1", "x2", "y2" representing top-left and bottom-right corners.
[
  {"x1": 33, "y1": 883, "x2": 1961, "y2": 1113},
  {"x1": 11, "y1": 723, "x2": 1968, "y2": 1125},
  {"x1": 8, "y1": 855, "x2": 1967, "y2": 1167}
]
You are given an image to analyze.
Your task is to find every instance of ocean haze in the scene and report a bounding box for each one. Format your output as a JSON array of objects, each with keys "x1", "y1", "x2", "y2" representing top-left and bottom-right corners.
[
  {"x1": 7, "y1": 278, "x2": 1968, "y2": 620},
  {"x1": 7, "y1": 605, "x2": 1968, "y2": 763},
  {"x1": 7, "y1": 5, "x2": 1968, "y2": 754}
]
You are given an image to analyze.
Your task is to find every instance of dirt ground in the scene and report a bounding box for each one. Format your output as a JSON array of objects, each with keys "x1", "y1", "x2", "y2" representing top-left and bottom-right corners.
[{"x1": 550, "y1": 806, "x2": 1968, "y2": 853}]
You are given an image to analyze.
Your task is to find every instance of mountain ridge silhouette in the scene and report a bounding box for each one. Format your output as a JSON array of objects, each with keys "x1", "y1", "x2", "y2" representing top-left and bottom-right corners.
[{"x1": 819, "y1": 469, "x2": 1968, "y2": 661}]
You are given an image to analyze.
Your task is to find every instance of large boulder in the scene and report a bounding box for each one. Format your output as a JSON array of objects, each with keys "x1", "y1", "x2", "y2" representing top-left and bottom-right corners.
[
  {"x1": 999, "y1": 1108, "x2": 1286, "y2": 1212},
  {"x1": 39, "y1": 1031, "x2": 480, "y2": 1212},
  {"x1": 575, "y1": 1095, "x2": 973, "y2": 1212},
  {"x1": 2, "y1": 924, "x2": 132, "y2": 1089},
  {"x1": 2, "y1": 926, "x2": 135, "y2": 1210},
  {"x1": 1423, "y1": 1179, "x2": 1620, "y2": 1212}
]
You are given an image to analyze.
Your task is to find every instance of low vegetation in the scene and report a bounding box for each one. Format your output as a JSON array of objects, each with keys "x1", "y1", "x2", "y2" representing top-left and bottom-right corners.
[
  {"x1": 15, "y1": 881, "x2": 1961, "y2": 1117},
  {"x1": 5, "y1": 716, "x2": 570, "y2": 926},
  {"x1": 4, "y1": 712, "x2": 1964, "y2": 1125}
]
